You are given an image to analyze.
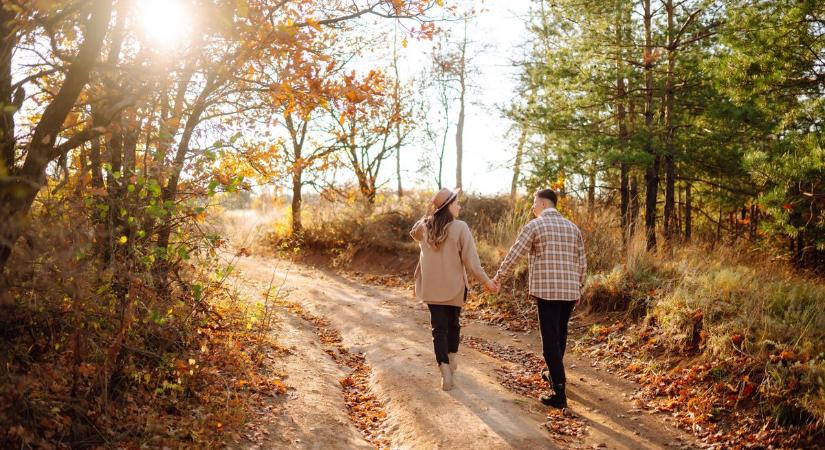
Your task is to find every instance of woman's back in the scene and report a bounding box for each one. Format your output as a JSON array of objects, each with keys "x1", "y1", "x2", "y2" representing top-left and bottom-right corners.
[{"x1": 412, "y1": 219, "x2": 489, "y2": 305}]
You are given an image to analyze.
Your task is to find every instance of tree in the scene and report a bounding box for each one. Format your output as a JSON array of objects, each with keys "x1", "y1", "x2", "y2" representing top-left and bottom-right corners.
[
  {"x1": 431, "y1": 12, "x2": 479, "y2": 190},
  {"x1": 329, "y1": 70, "x2": 414, "y2": 204},
  {"x1": 0, "y1": 0, "x2": 118, "y2": 272}
]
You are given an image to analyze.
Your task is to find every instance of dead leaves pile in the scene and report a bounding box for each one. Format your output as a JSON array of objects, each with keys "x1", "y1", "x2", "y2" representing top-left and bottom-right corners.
[
  {"x1": 355, "y1": 273, "x2": 408, "y2": 289},
  {"x1": 574, "y1": 321, "x2": 823, "y2": 449},
  {"x1": 462, "y1": 291, "x2": 538, "y2": 332},
  {"x1": 545, "y1": 409, "x2": 587, "y2": 442},
  {"x1": 277, "y1": 299, "x2": 390, "y2": 449}
]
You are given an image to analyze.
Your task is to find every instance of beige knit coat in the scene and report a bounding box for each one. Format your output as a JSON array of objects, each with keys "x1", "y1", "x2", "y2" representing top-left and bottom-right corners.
[{"x1": 411, "y1": 218, "x2": 491, "y2": 307}]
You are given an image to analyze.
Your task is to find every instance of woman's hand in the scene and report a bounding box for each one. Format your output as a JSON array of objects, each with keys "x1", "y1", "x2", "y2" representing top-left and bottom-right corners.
[{"x1": 484, "y1": 279, "x2": 500, "y2": 293}]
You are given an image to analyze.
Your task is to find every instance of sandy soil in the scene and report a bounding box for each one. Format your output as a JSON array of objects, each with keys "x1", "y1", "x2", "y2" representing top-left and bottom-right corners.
[{"x1": 228, "y1": 251, "x2": 699, "y2": 450}]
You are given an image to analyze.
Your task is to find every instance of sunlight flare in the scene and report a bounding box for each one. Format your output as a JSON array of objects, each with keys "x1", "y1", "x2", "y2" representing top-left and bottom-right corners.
[{"x1": 136, "y1": 0, "x2": 192, "y2": 49}]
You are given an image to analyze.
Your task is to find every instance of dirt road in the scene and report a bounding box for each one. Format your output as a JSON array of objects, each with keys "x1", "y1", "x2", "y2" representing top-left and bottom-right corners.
[{"x1": 229, "y1": 252, "x2": 697, "y2": 449}]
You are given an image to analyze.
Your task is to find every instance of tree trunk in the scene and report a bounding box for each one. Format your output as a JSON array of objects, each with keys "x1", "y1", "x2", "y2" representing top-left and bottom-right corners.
[
  {"x1": 455, "y1": 82, "x2": 464, "y2": 190},
  {"x1": 587, "y1": 165, "x2": 596, "y2": 215},
  {"x1": 104, "y1": 123, "x2": 124, "y2": 263},
  {"x1": 642, "y1": 0, "x2": 659, "y2": 251},
  {"x1": 663, "y1": 0, "x2": 676, "y2": 243},
  {"x1": 621, "y1": 162, "x2": 630, "y2": 239},
  {"x1": 0, "y1": 6, "x2": 17, "y2": 174},
  {"x1": 286, "y1": 115, "x2": 308, "y2": 235},
  {"x1": 630, "y1": 175, "x2": 640, "y2": 237},
  {"x1": 291, "y1": 168, "x2": 302, "y2": 235},
  {"x1": 0, "y1": 0, "x2": 113, "y2": 272},
  {"x1": 122, "y1": 110, "x2": 138, "y2": 176},
  {"x1": 154, "y1": 97, "x2": 208, "y2": 264},
  {"x1": 510, "y1": 127, "x2": 527, "y2": 205},
  {"x1": 89, "y1": 136, "x2": 104, "y2": 188},
  {"x1": 437, "y1": 107, "x2": 448, "y2": 190},
  {"x1": 455, "y1": 18, "x2": 467, "y2": 190},
  {"x1": 392, "y1": 28, "x2": 403, "y2": 198},
  {"x1": 676, "y1": 182, "x2": 683, "y2": 239},
  {"x1": 685, "y1": 182, "x2": 692, "y2": 241},
  {"x1": 615, "y1": 0, "x2": 630, "y2": 241}
]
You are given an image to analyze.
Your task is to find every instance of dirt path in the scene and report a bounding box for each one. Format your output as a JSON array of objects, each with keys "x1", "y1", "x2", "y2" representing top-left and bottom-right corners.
[{"x1": 230, "y1": 253, "x2": 698, "y2": 449}]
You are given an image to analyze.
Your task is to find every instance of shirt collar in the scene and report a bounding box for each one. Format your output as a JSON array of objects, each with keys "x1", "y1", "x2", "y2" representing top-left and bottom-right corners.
[{"x1": 540, "y1": 207, "x2": 560, "y2": 217}]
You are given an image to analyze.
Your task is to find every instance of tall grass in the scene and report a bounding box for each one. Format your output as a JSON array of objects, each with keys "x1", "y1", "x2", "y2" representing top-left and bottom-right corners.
[{"x1": 584, "y1": 236, "x2": 825, "y2": 424}]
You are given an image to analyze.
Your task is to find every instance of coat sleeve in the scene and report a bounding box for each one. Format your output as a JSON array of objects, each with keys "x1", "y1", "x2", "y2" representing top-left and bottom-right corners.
[
  {"x1": 577, "y1": 228, "x2": 587, "y2": 290},
  {"x1": 410, "y1": 217, "x2": 426, "y2": 242},
  {"x1": 494, "y1": 222, "x2": 535, "y2": 281},
  {"x1": 458, "y1": 222, "x2": 492, "y2": 285}
]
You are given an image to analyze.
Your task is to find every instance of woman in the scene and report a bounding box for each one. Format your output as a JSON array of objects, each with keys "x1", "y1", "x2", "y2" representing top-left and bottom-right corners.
[{"x1": 410, "y1": 188, "x2": 497, "y2": 391}]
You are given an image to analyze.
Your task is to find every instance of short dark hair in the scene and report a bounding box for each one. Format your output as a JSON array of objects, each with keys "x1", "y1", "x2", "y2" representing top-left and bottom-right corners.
[{"x1": 536, "y1": 189, "x2": 557, "y2": 206}]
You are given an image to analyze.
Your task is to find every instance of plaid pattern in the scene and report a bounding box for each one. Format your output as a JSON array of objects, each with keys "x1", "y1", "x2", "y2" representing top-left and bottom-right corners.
[{"x1": 494, "y1": 208, "x2": 586, "y2": 301}]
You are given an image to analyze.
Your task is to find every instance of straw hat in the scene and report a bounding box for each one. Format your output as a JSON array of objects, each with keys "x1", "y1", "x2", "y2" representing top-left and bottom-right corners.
[{"x1": 429, "y1": 187, "x2": 461, "y2": 214}]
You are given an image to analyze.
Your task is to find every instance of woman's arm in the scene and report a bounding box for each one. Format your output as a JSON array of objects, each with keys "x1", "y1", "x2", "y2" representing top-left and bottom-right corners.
[
  {"x1": 410, "y1": 217, "x2": 426, "y2": 242},
  {"x1": 459, "y1": 223, "x2": 492, "y2": 285}
]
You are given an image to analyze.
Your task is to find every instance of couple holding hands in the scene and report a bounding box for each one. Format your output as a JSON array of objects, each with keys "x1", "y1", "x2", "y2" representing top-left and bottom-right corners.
[{"x1": 410, "y1": 187, "x2": 587, "y2": 409}]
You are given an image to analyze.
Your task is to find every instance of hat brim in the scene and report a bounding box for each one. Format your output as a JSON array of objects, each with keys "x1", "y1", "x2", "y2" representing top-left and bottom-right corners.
[{"x1": 433, "y1": 188, "x2": 461, "y2": 214}]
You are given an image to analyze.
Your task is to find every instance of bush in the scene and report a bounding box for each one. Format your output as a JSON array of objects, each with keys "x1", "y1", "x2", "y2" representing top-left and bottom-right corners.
[
  {"x1": 0, "y1": 194, "x2": 276, "y2": 447},
  {"x1": 263, "y1": 191, "x2": 515, "y2": 266}
]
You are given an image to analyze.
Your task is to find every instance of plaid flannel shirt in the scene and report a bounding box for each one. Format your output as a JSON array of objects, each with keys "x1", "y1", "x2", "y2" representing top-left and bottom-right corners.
[{"x1": 494, "y1": 208, "x2": 587, "y2": 301}]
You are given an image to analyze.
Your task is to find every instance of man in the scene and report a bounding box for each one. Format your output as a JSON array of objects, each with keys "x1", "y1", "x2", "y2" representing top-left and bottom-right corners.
[{"x1": 492, "y1": 189, "x2": 587, "y2": 409}]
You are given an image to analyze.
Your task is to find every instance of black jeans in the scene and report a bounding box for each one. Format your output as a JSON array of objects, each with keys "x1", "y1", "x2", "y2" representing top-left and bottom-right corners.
[
  {"x1": 427, "y1": 290, "x2": 465, "y2": 365},
  {"x1": 535, "y1": 297, "x2": 574, "y2": 385}
]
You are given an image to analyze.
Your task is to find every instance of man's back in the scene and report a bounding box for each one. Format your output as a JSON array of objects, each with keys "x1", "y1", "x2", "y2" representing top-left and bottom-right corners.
[{"x1": 495, "y1": 208, "x2": 586, "y2": 301}]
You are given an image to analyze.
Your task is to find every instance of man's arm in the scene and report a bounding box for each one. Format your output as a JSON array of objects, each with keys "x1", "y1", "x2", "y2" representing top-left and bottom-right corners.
[
  {"x1": 577, "y1": 229, "x2": 587, "y2": 290},
  {"x1": 494, "y1": 223, "x2": 535, "y2": 282}
]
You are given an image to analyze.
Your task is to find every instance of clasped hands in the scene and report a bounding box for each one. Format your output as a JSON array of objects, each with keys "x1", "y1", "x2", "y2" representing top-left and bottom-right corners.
[{"x1": 484, "y1": 278, "x2": 501, "y2": 294}]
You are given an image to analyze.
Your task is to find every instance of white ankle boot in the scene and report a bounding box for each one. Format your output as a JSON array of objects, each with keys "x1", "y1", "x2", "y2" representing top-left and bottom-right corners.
[
  {"x1": 448, "y1": 352, "x2": 458, "y2": 374},
  {"x1": 439, "y1": 363, "x2": 453, "y2": 391}
]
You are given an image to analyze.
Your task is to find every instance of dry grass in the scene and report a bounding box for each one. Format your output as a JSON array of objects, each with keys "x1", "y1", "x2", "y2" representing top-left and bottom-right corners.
[{"x1": 583, "y1": 236, "x2": 825, "y2": 425}]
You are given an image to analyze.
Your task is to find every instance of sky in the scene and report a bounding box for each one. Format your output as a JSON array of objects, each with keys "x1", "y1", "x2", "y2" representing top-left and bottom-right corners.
[{"x1": 362, "y1": 0, "x2": 534, "y2": 196}]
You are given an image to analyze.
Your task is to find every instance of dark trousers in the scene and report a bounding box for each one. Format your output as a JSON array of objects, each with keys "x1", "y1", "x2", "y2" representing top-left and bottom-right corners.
[
  {"x1": 535, "y1": 298, "x2": 574, "y2": 385},
  {"x1": 427, "y1": 292, "x2": 465, "y2": 365}
]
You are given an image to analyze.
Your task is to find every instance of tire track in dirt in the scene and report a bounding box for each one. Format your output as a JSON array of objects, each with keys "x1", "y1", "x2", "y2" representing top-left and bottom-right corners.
[
  {"x1": 274, "y1": 298, "x2": 391, "y2": 448},
  {"x1": 235, "y1": 275, "x2": 390, "y2": 449}
]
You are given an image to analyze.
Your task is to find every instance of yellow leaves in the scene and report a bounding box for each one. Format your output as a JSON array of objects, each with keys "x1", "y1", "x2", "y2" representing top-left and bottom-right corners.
[
  {"x1": 401, "y1": 38, "x2": 408, "y2": 48},
  {"x1": 344, "y1": 87, "x2": 365, "y2": 103},
  {"x1": 437, "y1": 0, "x2": 444, "y2": 6},
  {"x1": 306, "y1": 17, "x2": 321, "y2": 31}
]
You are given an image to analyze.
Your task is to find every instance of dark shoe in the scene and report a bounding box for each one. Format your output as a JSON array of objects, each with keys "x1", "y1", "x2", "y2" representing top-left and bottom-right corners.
[{"x1": 540, "y1": 383, "x2": 567, "y2": 409}]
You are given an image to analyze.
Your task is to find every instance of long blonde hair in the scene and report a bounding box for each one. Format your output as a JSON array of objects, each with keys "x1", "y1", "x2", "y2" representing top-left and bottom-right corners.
[{"x1": 424, "y1": 198, "x2": 455, "y2": 249}]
